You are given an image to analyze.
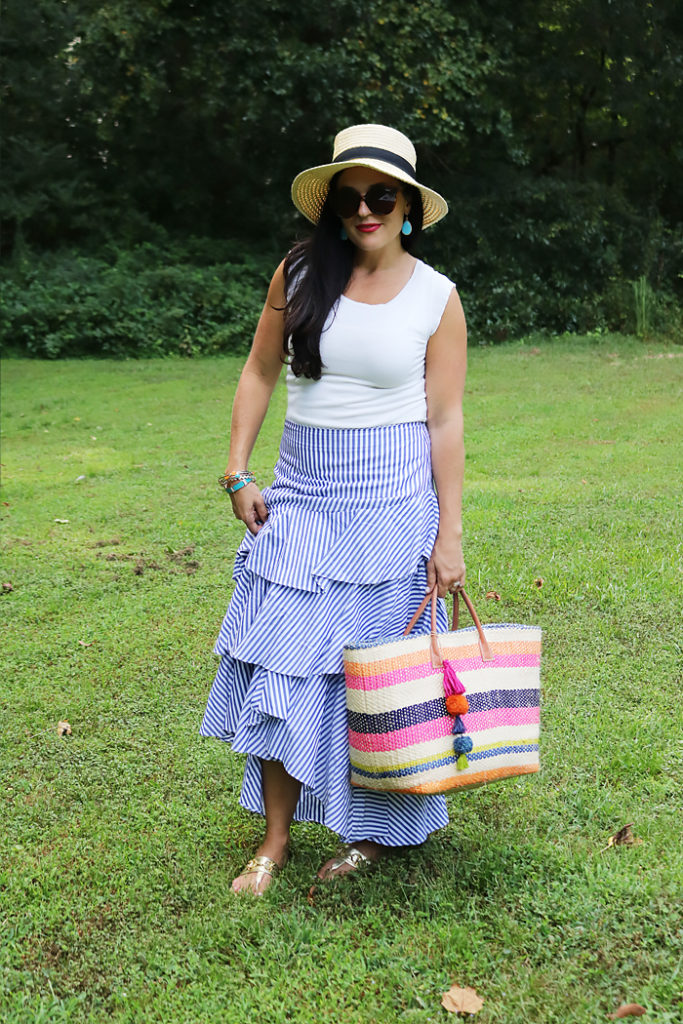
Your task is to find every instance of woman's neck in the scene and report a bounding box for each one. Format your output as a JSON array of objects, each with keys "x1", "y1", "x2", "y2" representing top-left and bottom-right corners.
[{"x1": 352, "y1": 242, "x2": 412, "y2": 274}]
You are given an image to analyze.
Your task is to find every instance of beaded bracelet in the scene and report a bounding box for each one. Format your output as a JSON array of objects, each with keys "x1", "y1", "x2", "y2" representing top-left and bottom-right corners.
[{"x1": 218, "y1": 470, "x2": 256, "y2": 494}]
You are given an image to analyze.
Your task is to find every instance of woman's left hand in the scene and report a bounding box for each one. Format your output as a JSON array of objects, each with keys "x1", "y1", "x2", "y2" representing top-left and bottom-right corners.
[{"x1": 426, "y1": 532, "x2": 466, "y2": 598}]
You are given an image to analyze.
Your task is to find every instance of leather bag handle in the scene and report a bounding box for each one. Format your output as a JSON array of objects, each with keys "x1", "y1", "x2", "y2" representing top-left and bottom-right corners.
[{"x1": 402, "y1": 586, "x2": 493, "y2": 665}]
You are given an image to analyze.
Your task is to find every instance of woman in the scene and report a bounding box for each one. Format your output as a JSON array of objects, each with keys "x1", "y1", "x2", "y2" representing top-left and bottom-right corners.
[{"x1": 200, "y1": 124, "x2": 467, "y2": 895}]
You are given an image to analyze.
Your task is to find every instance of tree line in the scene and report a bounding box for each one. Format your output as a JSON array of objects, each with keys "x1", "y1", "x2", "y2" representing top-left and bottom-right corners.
[{"x1": 2, "y1": 0, "x2": 681, "y2": 348}]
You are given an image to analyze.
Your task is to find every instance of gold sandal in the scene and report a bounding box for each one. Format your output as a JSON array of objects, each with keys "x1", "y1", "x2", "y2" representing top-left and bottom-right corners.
[
  {"x1": 232, "y1": 854, "x2": 286, "y2": 896},
  {"x1": 330, "y1": 846, "x2": 373, "y2": 871},
  {"x1": 308, "y1": 845, "x2": 380, "y2": 900},
  {"x1": 320, "y1": 845, "x2": 376, "y2": 880}
]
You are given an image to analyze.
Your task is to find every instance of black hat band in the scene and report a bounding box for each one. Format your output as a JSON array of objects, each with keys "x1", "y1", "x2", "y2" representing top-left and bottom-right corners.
[{"x1": 333, "y1": 146, "x2": 416, "y2": 179}]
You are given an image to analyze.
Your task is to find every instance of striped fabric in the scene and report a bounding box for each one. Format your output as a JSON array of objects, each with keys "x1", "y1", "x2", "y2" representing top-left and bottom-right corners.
[
  {"x1": 200, "y1": 421, "x2": 450, "y2": 846},
  {"x1": 345, "y1": 623, "x2": 542, "y2": 794}
]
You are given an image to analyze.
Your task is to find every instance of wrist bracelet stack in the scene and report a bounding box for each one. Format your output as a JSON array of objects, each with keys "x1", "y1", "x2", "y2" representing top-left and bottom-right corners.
[{"x1": 218, "y1": 470, "x2": 256, "y2": 494}]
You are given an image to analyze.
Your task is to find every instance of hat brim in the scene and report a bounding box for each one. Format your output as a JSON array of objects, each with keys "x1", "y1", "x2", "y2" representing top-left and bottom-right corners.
[{"x1": 291, "y1": 158, "x2": 448, "y2": 229}]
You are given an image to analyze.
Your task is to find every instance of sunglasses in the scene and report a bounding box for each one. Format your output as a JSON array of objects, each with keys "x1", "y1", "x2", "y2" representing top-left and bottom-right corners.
[{"x1": 331, "y1": 184, "x2": 399, "y2": 219}]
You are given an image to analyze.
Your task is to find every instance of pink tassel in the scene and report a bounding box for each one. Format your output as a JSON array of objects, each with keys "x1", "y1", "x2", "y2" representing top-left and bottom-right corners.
[{"x1": 443, "y1": 660, "x2": 466, "y2": 697}]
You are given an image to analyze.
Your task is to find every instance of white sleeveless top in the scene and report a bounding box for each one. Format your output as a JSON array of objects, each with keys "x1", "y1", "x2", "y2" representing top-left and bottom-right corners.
[{"x1": 285, "y1": 259, "x2": 455, "y2": 429}]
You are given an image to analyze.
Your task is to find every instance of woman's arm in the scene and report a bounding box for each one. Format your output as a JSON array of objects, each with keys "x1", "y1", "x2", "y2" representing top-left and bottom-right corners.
[
  {"x1": 424, "y1": 288, "x2": 468, "y2": 596},
  {"x1": 225, "y1": 261, "x2": 287, "y2": 534}
]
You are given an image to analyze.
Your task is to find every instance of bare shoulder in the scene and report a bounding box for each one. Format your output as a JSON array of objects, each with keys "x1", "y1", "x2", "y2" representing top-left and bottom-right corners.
[
  {"x1": 267, "y1": 259, "x2": 288, "y2": 309},
  {"x1": 439, "y1": 287, "x2": 465, "y2": 326},
  {"x1": 430, "y1": 287, "x2": 467, "y2": 345},
  {"x1": 244, "y1": 259, "x2": 289, "y2": 375},
  {"x1": 425, "y1": 285, "x2": 467, "y2": 413}
]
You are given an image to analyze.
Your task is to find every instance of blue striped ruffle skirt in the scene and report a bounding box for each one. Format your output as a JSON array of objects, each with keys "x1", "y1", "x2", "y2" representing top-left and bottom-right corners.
[{"x1": 200, "y1": 420, "x2": 449, "y2": 845}]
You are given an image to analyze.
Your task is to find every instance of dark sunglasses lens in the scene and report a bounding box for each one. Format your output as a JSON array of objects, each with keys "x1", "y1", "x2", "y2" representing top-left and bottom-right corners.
[
  {"x1": 332, "y1": 184, "x2": 399, "y2": 219},
  {"x1": 332, "y1": 187, "x2": 361, "y2": 219},
  {"x1": 366, "y1": 185, "x2": 398, "y2": 215}
]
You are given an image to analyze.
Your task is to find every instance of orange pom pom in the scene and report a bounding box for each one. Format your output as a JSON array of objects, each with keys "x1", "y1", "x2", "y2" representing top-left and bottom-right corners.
[{"x1": 445, "y1": 694, "x2": 469, "y2": 716}]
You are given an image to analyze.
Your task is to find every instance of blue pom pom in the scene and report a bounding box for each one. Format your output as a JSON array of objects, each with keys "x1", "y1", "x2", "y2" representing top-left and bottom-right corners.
[
  {"x1": 453, "y1": 735, "x2": 473, "y2": 754},
  {"x1": 451, "y1": 716, "x2": 466, "y2": 735}
]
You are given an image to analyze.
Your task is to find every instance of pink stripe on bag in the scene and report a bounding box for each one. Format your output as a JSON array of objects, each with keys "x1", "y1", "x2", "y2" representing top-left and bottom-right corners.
[
  {"x1": 349, "y1": 705, "x2": 540, "y2": 755},
  {"x1": 345, "y1": 660, "x2": 435, "y2": 691},
  {"x1": 348, "y1": 715, "x2": 453, "y2": 753},
  {"x1": 345, "y1": 652, "x2": 540, "y2": 691},
  {"x1": 463, "y1": 706, "x2": 540, "y2": 732},
  {"x1": 439, "y1": 653, "x2": 540, "y2": 674}
]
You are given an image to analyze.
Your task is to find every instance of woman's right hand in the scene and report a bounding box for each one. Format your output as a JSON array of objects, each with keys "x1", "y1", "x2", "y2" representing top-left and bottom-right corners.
[{"x1": 229, "y1": 483, "x2": 269, "y2": 534}]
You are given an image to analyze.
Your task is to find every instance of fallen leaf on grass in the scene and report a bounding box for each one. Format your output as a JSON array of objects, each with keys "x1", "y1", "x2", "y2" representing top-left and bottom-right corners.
[
  {"x1": 534, "y1": 577, "x2": 544, "y2": 588},
  {"x1": 78, "y1": 640, "x2": 94, "y2": 648},
  {"x1": 57, "y1": 721, "x2": 72, "y2": 736},
  {"x1": 2, "y1": 582, "x2": 13, "y2": 593},
  {"x1": 611, "y1": 823, "x2": 638, "y2": 845},
  {"x1": 441, "y1": 985, "x2": 484, "y2": 1015},
  {"x1": 607, "y1": 1004, "x2": 646, "y2": 1019},
  {"x1": 600, "y1": 823, "x2": 642, "y2": 853},
  {"x1": 54, "y1": 518, "x2": 69, "y2": 524},
  {"x1": 485, "y1": 590, "x2": 500, "y2": 601}
]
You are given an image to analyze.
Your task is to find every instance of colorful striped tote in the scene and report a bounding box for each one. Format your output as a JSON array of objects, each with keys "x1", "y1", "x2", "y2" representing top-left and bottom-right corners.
[{"x1": 344, "y1": 588, "x2": 541, "y2": 794}]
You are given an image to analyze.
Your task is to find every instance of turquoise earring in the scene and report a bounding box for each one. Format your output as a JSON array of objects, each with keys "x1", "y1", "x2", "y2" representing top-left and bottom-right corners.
[
  {"x1": 340, "y1": 226, "x2": 348, "y2": 241},
  {"x1": 401, "y1": 218, "x2": 413, "y2": 236}
]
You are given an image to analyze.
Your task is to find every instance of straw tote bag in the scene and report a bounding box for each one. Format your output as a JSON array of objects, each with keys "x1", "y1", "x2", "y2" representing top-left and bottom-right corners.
[{"x1": 344, "y1": 587, "x2": 541, "y2": 794}]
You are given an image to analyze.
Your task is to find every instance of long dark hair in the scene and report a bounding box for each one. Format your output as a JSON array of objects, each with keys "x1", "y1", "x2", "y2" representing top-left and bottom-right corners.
[{"x1": 283, "y1": 172, "x2": 424, "y2": 380}]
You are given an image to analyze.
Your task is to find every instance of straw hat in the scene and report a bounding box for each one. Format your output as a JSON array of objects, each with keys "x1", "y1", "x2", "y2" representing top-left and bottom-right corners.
[{"x1": 291, "y1": 123, "x2": 448, "y2": 229}]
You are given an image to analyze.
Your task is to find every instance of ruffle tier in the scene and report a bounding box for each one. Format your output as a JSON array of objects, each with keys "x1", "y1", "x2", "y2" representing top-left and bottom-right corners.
[{"x1": 199, "y1": 421, "x2": 450, "y2": 845}]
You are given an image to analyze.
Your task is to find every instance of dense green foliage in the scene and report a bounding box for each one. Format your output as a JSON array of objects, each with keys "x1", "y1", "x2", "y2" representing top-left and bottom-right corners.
[
  {"x1": 1, "y1": 235, "x2": 681, "y2": 357},
  {"x1": 0, "y1": 240, "x2": 270, "y2": 357},
  {"x1": 1, "y1": 0, "x2": 681, "y2": 348},
  {"x1": 2, "y1": 344, "x2": 682, "y2": 1021}
]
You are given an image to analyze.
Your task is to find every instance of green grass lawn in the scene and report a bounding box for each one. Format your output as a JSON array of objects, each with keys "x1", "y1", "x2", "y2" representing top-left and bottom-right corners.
[{"x1": 1, "y1": 337, "x2": 681, "y2": 1024}]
